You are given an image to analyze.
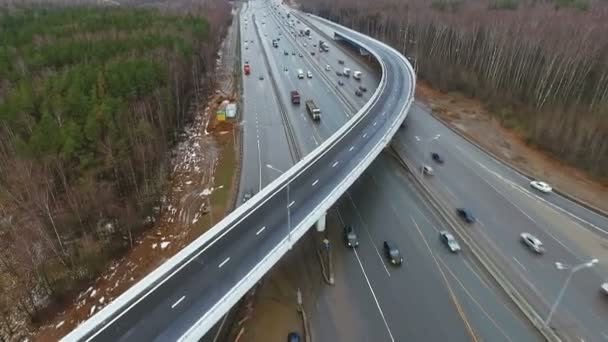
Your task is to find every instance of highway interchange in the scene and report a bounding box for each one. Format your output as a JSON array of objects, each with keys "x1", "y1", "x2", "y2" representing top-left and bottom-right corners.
[
  {"x1": 62, "y1": 0, "x2": 607, "y2": 340},
  {"x1": 239, "y1": 1, "x2": 608, "y2": 341}
]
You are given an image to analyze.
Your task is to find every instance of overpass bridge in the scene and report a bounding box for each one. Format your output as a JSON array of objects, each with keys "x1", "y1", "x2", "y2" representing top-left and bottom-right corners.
[{"x1": 63, "y1": 9, "x2": 415, "y2": 342}]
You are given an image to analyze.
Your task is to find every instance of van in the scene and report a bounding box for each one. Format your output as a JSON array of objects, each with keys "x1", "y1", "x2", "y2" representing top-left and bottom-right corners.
[
  {"x1": 297, "y1": 69, "x2": 304, "y2": 79},
  {"x1": 353, "y1": 71, "x2": 362, "y2": 80},
  {"x1": 343, "y1": 68, "x2": 351, "y2": 77}
]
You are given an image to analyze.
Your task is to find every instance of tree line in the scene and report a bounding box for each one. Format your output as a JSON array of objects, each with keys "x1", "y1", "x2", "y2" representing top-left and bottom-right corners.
[
  {"x1": 0, "y1": 1, "x2": 231, "y2": 338},
  {"x1": 301, "y1": 0, "x2": 608, "y2": 180}
]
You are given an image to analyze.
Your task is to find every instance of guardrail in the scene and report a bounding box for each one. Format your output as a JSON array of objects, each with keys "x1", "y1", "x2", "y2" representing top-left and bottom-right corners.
[{"x1": 63, "y1": 11, "x2": 416, "y2": 342}]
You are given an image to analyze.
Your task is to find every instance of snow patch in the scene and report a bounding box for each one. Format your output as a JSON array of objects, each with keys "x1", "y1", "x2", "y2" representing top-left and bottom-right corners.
[
  {"x1": 55, "y1": 320, "x2": 65, "y2": 329},
  {"x1": 160, "y1": 241, "x2": 171, "y2": 250},
  {"x1": 89, "y1": 305, "x2": 96, "y2": 316},
  {"x1": 90, "y1": 290, "x2": 97, "y2": 298}
]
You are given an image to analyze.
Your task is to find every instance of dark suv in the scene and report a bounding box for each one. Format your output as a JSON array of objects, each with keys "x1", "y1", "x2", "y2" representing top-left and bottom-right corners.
[
  {"x1": 431, "y1": 152, "x2": 444, "y2": 164},
  {"x1": 383, "y1": 241, "x2": 403, "y2": 265},
  {"x1": 343, "y1": 225, "x2": 359, "y2": 248}
]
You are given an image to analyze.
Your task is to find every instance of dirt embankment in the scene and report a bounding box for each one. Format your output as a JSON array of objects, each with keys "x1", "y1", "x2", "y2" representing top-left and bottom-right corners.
[{"x1": 416, "y1": 80, "x2": 608, "y2": 214}]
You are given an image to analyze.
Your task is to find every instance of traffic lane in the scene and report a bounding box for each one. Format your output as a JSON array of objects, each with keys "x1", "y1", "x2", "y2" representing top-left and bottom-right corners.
[
  {"x1": 310, "y1": 210, "x2": 396, "y2": 342},
  {"x1": 336, "y1": 173, "x2": 473, "y2": 341},
  {"x1": 365, "y1": 157, "x2": 542, "y2": 342}
]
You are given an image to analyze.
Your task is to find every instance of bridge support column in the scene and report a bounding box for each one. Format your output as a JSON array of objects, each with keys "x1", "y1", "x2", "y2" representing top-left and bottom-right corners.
[{"x1": 315, "y1": 212, "x2": 327, "y2": 232}]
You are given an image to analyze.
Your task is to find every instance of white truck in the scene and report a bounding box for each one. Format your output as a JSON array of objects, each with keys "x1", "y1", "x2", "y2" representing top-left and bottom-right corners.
[
  {"x1": 343, "y1": 68, "x2": 351, "y2": 77},
  {"x1": 353, "y1": 71, "x2": 362, "y2": 80},
  {"x1": 297, "y1": 69, "x2": 304, "y2": 79}
]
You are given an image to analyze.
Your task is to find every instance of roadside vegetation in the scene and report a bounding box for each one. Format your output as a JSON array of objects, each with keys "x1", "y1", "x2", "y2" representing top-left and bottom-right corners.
[
  {"x1": 301, "y1": 0, "x2": 608, "y2": 181},
  {"x1": 0, "y1": 2, "x2": 230, "y2": 337}
]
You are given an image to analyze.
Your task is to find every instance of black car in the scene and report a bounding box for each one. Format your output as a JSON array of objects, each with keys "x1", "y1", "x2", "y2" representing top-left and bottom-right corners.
[
  {"x1": 355, "y1": 89, "x2": 363, "y2": 97},
  {"x1": 336, "y1": 70, "x2": 342, "y2": 76},
  {"x1": 343, "y1": 225, "x2": 359, "y2": 248},
  {"x1": 431, "y1": 152, "x2": 444, "y2": 164},
  {"x1": 287, "y1": 332, "x2": 301, "y2": 342},
  {"x1": 311, "y1": 51, "x2": 315, "y2": 56},
  {"x1": 338, "y1": 59, "x2": 345, "y2": 64},
  {"x1": 456, "y1": 208, "x2": 475, "y2": 223},
  {"x1": 358, "y1": 85, "x2": 367, "y2": 92},
  {"x1": 383, "y1": 241, "x2": 403, "y2": 265},
  {"x1": 284, "y1": 50, "x2": 288, "y2": 55},
  {"x1": 338, "y1": 79, "x2": 344, "y2": 86},
  {"x1": 292, "y1": 51, "x2": 296, "y2": 55}
]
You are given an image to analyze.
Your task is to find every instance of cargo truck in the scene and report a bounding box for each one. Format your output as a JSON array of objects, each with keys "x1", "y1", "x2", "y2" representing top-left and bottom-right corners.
[{"x1": 305, "y1": 100, "x2": 320, "y2": 121}]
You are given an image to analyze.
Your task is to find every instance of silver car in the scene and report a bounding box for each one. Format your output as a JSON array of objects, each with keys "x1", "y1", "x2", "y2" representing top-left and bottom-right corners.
[
  {"x1": 440, "y1": 231, "x2": 460, "y2": 253},
  {"x1": 520, "y1": 232, "x2": 544, "y2": 254}
]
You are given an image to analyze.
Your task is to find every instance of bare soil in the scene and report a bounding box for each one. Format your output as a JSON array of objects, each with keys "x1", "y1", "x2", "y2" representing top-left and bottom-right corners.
[
  {"x1": 32, "y1": 93, "x2": 240, "y2": 341},
  {"x1": 415, "y1": 80, "x2": 608, "y2": 214}
]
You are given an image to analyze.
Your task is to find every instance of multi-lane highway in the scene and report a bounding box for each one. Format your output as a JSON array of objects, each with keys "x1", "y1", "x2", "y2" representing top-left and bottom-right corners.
[
  {"x1": 262, "y1": 7, "x2": 541, "y2": 342},
  {"x1": 392, "y1": 103, "x2": 608, "y2": 341},
  {"x1": 64, "y1": 0, "x2": 416, "y2": 340}
]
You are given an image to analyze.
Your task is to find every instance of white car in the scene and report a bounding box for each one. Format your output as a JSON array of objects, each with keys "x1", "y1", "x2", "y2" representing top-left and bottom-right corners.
[
  {"x1": 307, "y1": 71, "x2": 312, "y2": 78},
  {"x1": 422, "y1": 165, "x2": 434, "y2": 176},
  {"x1": 325, "y1": 64, "x2": 331, "y2": 71},
  {"x1": 520, "y1": 233, "x2": 545, "y2": 254},
  {"x1": 530, "y1": 180, "x2": 552, "y2": 193},
  {"x1": 601, "y1": 282, "x2": 608, "y2": 295},
  {"x1": 440, "y1": 231, "x2": 461, "y2": 253}
]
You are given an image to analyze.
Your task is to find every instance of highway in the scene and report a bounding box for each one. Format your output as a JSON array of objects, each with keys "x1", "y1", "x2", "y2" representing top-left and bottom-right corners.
[
  {"x1": 269, "y1": 7, "x2": 541, "y2": 342},
  {"x1": 392, "y1": 100, "x2": 608, "y2": 340},
  {"x1": 63, "y1": 0, "x2": 416, "y2": 340}
]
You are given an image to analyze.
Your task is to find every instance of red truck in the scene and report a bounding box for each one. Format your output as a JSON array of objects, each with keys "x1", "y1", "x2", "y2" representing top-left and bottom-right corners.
[
  {"x1": 244, "y1": 63, "x2": 251, "y2": 75},
  {"x1": 290, "y1": 90, "x2": 301, "y2": 104}
]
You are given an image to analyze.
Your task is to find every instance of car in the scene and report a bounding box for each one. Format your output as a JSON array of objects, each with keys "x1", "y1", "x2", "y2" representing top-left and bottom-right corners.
[
  {"x1": 383, "y1": 241, "x2": 403, "y2": 265},
  {"x1": 422, "y1": 165, "x2": 434, "y2": 176},
  {"x1": 276, "y1": 37, "x2": 281, "y2": 41},
  {"x1": 311, "y1": 51, "x2": 315, "y2": 56},
  {"x1": 307, "y1": 71, "x2": 312, "y2": 78},
  {"x1": 245, "y1": 45, "x2": 248, "y2": 50},
  {"x1": 336, "y1": 70, "x2": 342, "y2": 76},
  {"x1": 456, "y1": 208, "x2": 475, "y2": 223},
  {"x1": 355, "y1": 89, "x2": 363, "y2": 97},
  {"x1": 304, "y1": 43, "x2": 307, "y2": 47},
  {"x1": 520, "y1": 233, "x2": 545, "y2": 254},
  {"x1": 287, "y1": 332, "x2": 301, "y2": 342},
  {"x1": 601, "y1": 282, "x2": 608, "y2": 295},
  {"x1": 530, "y1": 181, "x2": 552, "y2": 193},
  {"x1": 338, "y1": 59, "x2": 345, "y2": 64},
  {"x1": 325, "y1": 64, "x2": 331, "y2": 71},
  {"x1": 431, "y1": 152, "x2": 444, "y2": 164},
  {"x1": 440, "y1": 231, "x2": 461, "y2": 252},
  {"x1": 358, "y1": 85, "x2": 367, "y2": 92},
  {"x1": 259, "y1": 74, "x2": 264, "y2": 80},
  {"x1": 292, "y1": 51, "x2": 296, "y2": 55},
  {"x1": 343, "y1": 225, "x2": 359, "y2": 247},
  {"x1": 244, "y1": 59, "x2": 249, "y2": 64},
  {"x1": 284, "y1": 50, "x2": 288, "y2": 55},
  {"x1": 250, "y1": 40, "x2": 254, "y2": 43},
  {"x1": 337, "y1": 79, "x2": 344, "y2": 86},
  {"x1": 299, "y1": 53, "x2": 303, "y2": 57},
  {"x1": 313, "y1": 44, "x2": 317, "y2": 47}
]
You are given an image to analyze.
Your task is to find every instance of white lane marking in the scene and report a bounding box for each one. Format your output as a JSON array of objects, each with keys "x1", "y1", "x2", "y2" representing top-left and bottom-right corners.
[
  {"x1": 353, "y1": 248, "x2": 395, "y2": 342},
  {"x1": 288, "y1": 200, "x2": 295, "y2": 208},
  {"x1": 512, "y1": 257, "x2": 527, "y2": 271},
  {"x1": 344, "y1": 193, "x2": 391, "y2": 277},
  {"x1": 218, "y1": 257, "x2": 231, "y2": 268},
  {"x1": 415, "y1": 135, "x2": 421, "y2": 141},
  {"x1": 349, "y1": 146, "x2": 354, "y2": 152},
  {"x1": 256, "y1": 226, "x2": 266, "y2": 235},
  {"x1": 171, "y1": 296, "x2": 186, "y2": 309},
  {"x1": 312, "y1": 179, "x2": 319, "y2": 186},
  {"x1": 363, "y1": 133, "x2": 367, "y2": 138},
  {"x1": 332, "y1": 161, "x2": 339, "y2": 168}
]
